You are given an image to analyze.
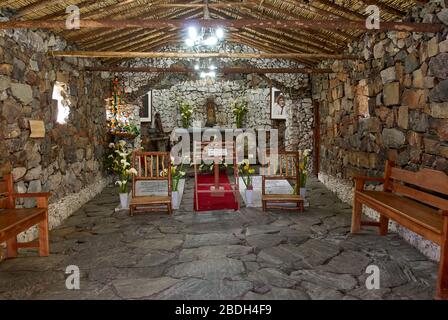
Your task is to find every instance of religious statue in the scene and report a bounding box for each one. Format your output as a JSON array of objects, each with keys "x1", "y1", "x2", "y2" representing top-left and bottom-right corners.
[
  {"x1": 205, "y1": 97, "x2": 216, "y2": 127},
  {"x1": 154, "y1": 112, "x2": 164, "y2": 133}
]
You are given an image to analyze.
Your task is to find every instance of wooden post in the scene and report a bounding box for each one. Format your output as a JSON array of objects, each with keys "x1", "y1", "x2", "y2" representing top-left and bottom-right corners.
[
  {"x1": 351, "y1": 178, "x2": 364, "y2": 234},
  {"x1": 437, "y1": 211, "x2": 448, "y2": 300},
  {"x1": 37, "y1": 197, "x2": 50, "y2": 257},
  {"x1": 313, "y1": 101, "x2": 320, "y2": 177}
]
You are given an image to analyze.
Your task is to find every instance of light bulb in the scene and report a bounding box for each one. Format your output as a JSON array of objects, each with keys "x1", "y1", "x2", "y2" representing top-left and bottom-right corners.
[
  {"x1": 209, "y1": 71, "x2": 216, "y2": 78},
  {"x1": 209, "y1": 65, "x2": 216, "y2": 70},
  {"x1": 200, "y1": 72, "x2": 206, "y2": 78},
  {"x1": 185, "y1": 38, "x2": 194, "y2": 47},
  {"x1": 215, "y1": 27, "x2": 224, "y2": 39},
  {"x1": 188, "y1": 26, "x2": 198, "y2": 39},
  {"x1": 194, "y1": 64, "x2": 200, "y2": 70},
  {"x1": 204, "y1": 36, "x2": 218, "y2": 46}
]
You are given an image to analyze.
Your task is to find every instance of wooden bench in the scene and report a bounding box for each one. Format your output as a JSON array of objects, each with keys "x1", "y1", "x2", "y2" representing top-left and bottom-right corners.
[
  {"x1": 262, "y1": 151, "x2": 304, "y2": 212},
  {"x1": 0, "y1": 174, "x2": 51, "y2": 259},
  {"x1": 351, "y1": 160, "x2": 448, "y2": 300}
]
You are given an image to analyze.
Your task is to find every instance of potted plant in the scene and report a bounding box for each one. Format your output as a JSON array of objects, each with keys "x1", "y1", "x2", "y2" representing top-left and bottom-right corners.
[
  {"x1": 239, "y1": 159, "x2": 255, "y2": 206},
  {"x1": 108, "y1": 140, "x2": 138, "y2": 209},
  {"x1": 178, "y1": 100, "x2": 194, "y2": 129},
  {"x1": 168, "y1": 163, "x2": 186, "y2": 208},
  {"x1": 231, "y1": 95, "x2": 248, "y2": 129}
]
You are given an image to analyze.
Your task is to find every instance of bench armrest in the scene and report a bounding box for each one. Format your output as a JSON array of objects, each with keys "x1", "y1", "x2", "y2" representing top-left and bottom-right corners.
[{"x1": 12, "y1": 192, "x2": 52, "y2": 199}]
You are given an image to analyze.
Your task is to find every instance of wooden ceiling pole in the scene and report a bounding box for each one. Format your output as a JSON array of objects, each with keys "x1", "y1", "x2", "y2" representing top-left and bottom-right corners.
[
  {"x1": 307, "y1": 0, "x2": 366, "y2": 21},
  {"x1": 360, "y1": 0, "x2": 405, "y2": 17},
  {"x1": 32, "y1": 0, "x2": 101, "y2": 20},
  {"x1": 86, "y1": 9, "x2": 202, "y2": 50},
  {"x1": 212, "y1": 4, "x2": 349, "y2": 59},
  {"x1": 105, "y1": 39, "x2": 184, "y2": 66},
  {"x1": 84, "y1": 66, "x2": 334, "y2": 74},
  {"x1": 62, "y1": 2, "x2": 171, "y2": 43},
  {"x1": 229, "y1": 34, "x2": 317, "y2": 66},
  {"x1": 13, "y1": 0, "x2": 59, "y2": 19},
  {"x1": 0, "y1": 18, "x2": 442, "y2": 33},
  {"x1": 50, "y1": 50, "x2": 360, "y2": 60},
  {"x1": 211, "y1": 7, "x2": 341, "y2": 53}
]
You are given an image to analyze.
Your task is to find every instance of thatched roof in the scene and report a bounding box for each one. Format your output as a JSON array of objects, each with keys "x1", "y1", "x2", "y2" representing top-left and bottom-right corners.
[{"x1": 1, "y1": 0, "x2": 423, "y2": 66}]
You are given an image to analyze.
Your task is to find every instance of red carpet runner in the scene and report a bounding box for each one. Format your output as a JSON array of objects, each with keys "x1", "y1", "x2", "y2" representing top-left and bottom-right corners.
[{"x1": 194, "y1": 172, "x2": 239, "y2": 212}]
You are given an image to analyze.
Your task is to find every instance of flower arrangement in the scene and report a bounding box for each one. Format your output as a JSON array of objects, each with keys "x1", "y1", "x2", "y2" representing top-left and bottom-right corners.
[
  {"x1": 107, "y1": 140, "x2": 137, "y2": 194},
  {"x1": 178, "y1": 100, "x2": 194, "y2": 128},
  {"x1": 162, "y1": 162, "x2": 186, "y2": 192},
  {"x1": 231, "y1": 95, "x2": 248, "y2": 129},
  {"x1": 299, "y1": 149, "x2": 312, "y2": 188},
  {"x1": 239, "y1": 159, "x2": 255, "y2": 190}
]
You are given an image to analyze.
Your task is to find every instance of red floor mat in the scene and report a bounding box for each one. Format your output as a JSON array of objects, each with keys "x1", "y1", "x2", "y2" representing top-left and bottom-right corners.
[{"x1": 194, "y1": 172, "x2": 239, "y2": 212}]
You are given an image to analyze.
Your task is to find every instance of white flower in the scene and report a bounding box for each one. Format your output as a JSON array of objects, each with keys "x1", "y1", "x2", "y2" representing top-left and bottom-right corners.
[
  {"x1": 119, "y1": 140, "x2": 126, "y2": 147},
  {"x1": 109, "y1": 142, "x2": 115, "y2": 148},
  {"x1": 121, "y1": 159, "x2": 130, "y2": 167},
  {"x1": 128, "y1": 168, "x2": 138, "y2": 176}
]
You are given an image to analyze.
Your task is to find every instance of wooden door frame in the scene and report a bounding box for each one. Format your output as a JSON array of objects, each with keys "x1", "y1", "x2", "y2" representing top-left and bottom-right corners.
[{"x1": 313, "y1": 101, "x2": 320, "y2": 177}]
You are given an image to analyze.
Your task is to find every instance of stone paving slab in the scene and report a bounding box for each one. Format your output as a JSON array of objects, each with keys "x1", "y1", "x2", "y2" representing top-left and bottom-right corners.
[{"x1": 0, "y1": 177, "x2": 439, "y2": 300}]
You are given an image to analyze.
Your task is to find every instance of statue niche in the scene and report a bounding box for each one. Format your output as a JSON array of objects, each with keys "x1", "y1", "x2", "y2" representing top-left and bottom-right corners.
[{"x1": 205, "y1": 97, "x2": 216, "y2": 127}]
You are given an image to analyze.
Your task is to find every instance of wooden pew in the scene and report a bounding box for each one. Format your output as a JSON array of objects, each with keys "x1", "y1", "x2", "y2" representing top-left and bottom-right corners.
[
  {"x1": 0, "y1": 174, "x2": 51, "y2": 259},
  {"x1": 351, "y1": 160, "x2": 448, "y2": 300}
]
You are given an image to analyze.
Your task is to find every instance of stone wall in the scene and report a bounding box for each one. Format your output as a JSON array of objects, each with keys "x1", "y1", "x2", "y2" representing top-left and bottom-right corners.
[
  {"x1": 311, "y1": 2, "x2": 448, "y2": 260},
  {"x1": 111, "y1": 43, "x2": 314, "y2": 152},
  {"x1": 0, "y1": 12, "x2": 110, "y2": 244}
]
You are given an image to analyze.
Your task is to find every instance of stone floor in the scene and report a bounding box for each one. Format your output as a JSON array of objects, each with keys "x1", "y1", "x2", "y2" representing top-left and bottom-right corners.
[{"x1": 0, "y1": 177, "x2": 439, "y2": 300}]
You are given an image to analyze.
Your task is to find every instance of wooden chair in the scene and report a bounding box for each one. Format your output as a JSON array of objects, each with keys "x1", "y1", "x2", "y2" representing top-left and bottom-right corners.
[
  {"x1": 351, "y1": 160, "x2": 448, "y2": 300},
  {"x1": 129, "y1": 152, "x2": 172, "y2": 216},
  {"x1": 261, "y1": 151, "x2": 304, "y2": 212},
  {"x1": 0, "y1": 174, "x2": 51, "y2": 259}
]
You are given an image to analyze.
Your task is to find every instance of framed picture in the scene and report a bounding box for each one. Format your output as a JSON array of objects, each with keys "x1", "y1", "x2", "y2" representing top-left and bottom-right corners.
[
  {"x1": 141, "y1": 91, "x2": 152, "y2": 122},
  {"x1": 271, "y1": 87, "x2": 287, "y2": 120}
]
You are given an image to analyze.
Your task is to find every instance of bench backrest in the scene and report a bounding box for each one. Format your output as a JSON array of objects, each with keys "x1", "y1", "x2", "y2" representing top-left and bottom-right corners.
[
  {"x1": 385, "y1": 160, "x2": 448, "y2": 211},
  {"x1": 131, "y1": 151, "x2": 171, "y2": 197},
  {"x1": 262, "y1": 151, "x2": 300, "y2": 181},
  {"x1": 0, "y1": 174, "x2": 13, "y2": 209}
]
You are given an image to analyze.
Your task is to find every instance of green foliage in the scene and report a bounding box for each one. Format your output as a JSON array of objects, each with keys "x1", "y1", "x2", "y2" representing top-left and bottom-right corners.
[
  {"x1": 231, "y1": 94, "x2": 248, "y2": 128},
  {"x1": 178, "y1": 100, "x2": 194, "y2": 128}
]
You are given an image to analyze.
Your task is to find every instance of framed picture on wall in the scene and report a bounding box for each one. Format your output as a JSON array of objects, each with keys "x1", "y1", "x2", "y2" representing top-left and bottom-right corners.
[
  {"x1": 271, "y1": 87, "x2": 287, "y2": 120},
  {"x1": 141, "y1": 91, "x2": 152, "y2": 122}
]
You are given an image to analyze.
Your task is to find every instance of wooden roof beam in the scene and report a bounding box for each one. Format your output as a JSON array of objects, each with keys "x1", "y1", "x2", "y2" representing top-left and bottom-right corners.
[
  {"x1": 50, "y1": 50, "x2": 360, "y2": 60},
  {"x1": 1, "y1": 18, "x2": 442, "y2": 33},
  {"x1": 85, "y1": 66, "x2": 334, "y2": 74}
]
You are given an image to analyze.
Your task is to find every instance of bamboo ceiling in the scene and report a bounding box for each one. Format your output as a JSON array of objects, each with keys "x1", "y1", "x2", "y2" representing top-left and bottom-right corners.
[{"x1": 0, "y1": 0, "x2": 428, "y2": 66}]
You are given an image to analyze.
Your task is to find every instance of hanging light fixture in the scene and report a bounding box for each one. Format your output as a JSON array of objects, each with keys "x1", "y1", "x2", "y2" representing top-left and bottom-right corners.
[{"x1": 184, "y1": 0, "x2": 225, "y2": 50}]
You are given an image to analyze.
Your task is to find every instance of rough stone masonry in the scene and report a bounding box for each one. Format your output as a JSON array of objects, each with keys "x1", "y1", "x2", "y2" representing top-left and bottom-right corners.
[{"x1": 311, "y1": 1, "x2": 448, "y2": 260}]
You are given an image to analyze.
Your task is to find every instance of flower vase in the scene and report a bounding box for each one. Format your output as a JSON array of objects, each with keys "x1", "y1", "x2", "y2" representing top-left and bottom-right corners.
[
  {"x1": 299, "y1": 187, "x2": 306, "y2": 199},
  {"x1": 245, "y1": 189, "x2": 254, "y2": 207},
  {"x1": 172, "y1": 191, "x2": 179, "y2": 208},
  {"x1": 119, "y1": 193, "x2": 128, "y2": 209}
]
